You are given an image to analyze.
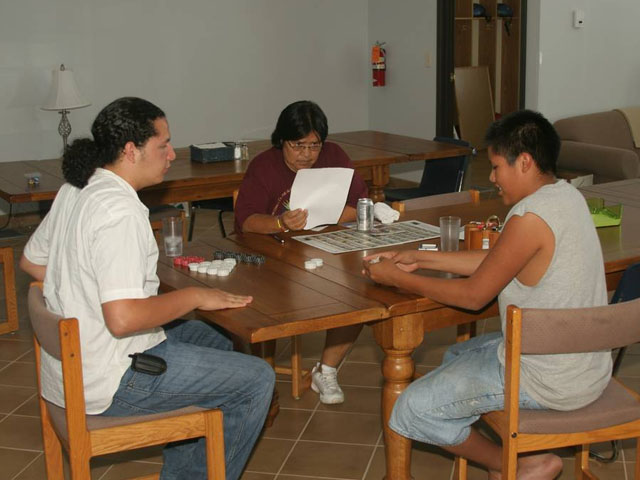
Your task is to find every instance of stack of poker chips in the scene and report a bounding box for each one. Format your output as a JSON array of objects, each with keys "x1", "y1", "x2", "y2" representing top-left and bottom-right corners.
[
  {"x1": 173, "y1": 256, "x2": 206, "y2": 268},
  {"x1": 212, "y1": 250, "x2": 265, "y2": 265}
]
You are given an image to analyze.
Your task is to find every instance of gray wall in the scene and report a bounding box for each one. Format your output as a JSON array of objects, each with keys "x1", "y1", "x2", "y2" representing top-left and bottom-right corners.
[
  {"x1": 367, "y1": 0, "x2": 439, "y2": 181},
  {"x1": 1, "y1": 0, "x2": 370, "y2": 163},
  {"x1": 529, "y1": 0, "x2": 640, "y2": 120},
  {"x1": 2, "y1": 0, "x2": 640, "y2": 210}
]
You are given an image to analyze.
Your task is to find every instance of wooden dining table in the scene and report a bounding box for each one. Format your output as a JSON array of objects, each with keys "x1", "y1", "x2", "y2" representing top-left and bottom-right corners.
[
  {"x1": 156, "y1": 187, "x2": 640, "y2": 480},
  {"x1": 0, "y1": 131, "x2": 470, "y2": 207}
]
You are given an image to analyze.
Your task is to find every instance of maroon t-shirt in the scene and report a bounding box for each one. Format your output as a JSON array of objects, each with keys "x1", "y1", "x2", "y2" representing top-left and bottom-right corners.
[{"x1": 234, "y1": 141, "x2": 368, "y2": 232}]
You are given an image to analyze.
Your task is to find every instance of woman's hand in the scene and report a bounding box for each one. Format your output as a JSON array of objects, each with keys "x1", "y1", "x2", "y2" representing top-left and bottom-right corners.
[{"x1": 281, "y1": 209, "x2": 308, "y2": 231}]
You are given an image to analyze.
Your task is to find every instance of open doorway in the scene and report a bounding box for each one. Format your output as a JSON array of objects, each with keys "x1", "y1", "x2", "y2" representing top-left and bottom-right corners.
[{"x1": 436, "y1": 0, "x2": 527, "y2": 141}]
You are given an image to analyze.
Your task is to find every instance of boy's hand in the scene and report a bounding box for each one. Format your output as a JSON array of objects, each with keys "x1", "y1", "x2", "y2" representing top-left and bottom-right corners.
[
  {"x1": 363, "y1": 250, "x2": 421, "y2": 273},
  {"x1": 387, "y1": 251, "x2": 422, "y2": 272},
  {"x1": 362, "y1": 256, "x2": 401, "y2": 286}
]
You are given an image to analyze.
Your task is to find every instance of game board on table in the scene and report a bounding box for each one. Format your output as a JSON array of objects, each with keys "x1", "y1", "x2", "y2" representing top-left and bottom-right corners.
[{"x1": 293, "y1": 220, "x2": 440, "y2": 254}]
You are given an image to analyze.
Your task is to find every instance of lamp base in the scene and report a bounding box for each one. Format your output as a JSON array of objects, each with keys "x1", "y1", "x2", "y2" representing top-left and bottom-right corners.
[{"x1": 58, "y1": 110, "x2": 71, "y2": 149}]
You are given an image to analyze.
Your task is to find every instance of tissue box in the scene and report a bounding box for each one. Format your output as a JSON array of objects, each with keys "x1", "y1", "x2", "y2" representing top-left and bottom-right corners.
[{"x1": 190, "y1": 142, "x2": 235, "y2": 163}]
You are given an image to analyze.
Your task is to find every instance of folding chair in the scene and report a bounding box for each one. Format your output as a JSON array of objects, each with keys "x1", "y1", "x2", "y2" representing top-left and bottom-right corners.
[{"x1": 384, "y1": 137, "x2": 473, "y2": 203}]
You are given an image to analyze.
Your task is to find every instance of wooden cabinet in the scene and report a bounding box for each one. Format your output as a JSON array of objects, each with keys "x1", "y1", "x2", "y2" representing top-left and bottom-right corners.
[{"x1": 454, "y1": 0, "x2": 522, "y2": 116}]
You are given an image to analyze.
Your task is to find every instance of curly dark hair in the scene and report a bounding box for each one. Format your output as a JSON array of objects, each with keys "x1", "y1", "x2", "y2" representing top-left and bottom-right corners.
[
  {"x1": 62, "y1": 97, "x2": 165, "y2": 187},
  {"x1": 484, "y1": 109, "x2": 560, "y2": 175},
  {"x1": 270, "y1": 100, "x2": 328, "y2": 148}
]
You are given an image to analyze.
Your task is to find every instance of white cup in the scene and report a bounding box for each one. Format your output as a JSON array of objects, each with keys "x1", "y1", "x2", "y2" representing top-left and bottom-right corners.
[
  {"x1": 439, "y1": 216, "x2": 461, "y2": 252},
  {"x1": 162, "y1": 217, "x2": 183, "y2": 257}
]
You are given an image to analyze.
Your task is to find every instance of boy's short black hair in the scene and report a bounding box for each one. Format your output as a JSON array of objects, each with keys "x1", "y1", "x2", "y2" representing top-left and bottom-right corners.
[
  {"x1": 484, "y1": 109, "x2": 560, "y2": 174},
  {"x1": 271, "y1": 100, "x2": 328, "y2": 148}
]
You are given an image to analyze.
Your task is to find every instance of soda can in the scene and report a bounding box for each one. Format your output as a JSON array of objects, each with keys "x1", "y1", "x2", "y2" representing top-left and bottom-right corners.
[{"x1": 357, "y1": 198, "x2": 374, "y2": 231}]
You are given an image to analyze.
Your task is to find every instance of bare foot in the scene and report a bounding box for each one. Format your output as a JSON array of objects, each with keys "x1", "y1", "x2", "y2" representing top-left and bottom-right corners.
[{"x1": 488, "y1": 453, "x2": 563, "y2": 480}]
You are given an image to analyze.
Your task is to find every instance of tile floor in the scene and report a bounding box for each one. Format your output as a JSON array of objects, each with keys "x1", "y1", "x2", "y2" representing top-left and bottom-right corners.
[{"x1": 1, "y1": 153, "x2": 638, "y2": 479}]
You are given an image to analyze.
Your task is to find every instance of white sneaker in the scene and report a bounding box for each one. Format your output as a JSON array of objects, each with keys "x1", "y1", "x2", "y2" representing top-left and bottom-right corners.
[{"x1": 311, "y1": 363, "x2": 345, "y2": 404}]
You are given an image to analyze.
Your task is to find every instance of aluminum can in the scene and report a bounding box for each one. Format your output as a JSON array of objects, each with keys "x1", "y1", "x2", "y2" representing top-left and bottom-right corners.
[{"x1": 356, "y1": 198, "x2": 374, "y2": 231}]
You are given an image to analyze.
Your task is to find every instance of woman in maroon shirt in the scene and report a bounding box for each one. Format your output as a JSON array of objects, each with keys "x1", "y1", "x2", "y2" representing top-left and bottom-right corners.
[{"x1": 234, "y1": 101, "x2": 368, "y2": 404}]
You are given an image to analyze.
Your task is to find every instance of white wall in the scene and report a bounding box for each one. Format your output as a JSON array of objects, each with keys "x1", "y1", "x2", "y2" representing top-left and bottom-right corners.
[
  {"x1": 367, "y1": 0, "x2": 439, "y2": 181},
  {"x1": 532, "y1": 0, "x2": 640, "y2": 121},
  {"x1": 4, "y1": 0, "x2": 640, "y2": 210},
  {"x1": 0, "y1": 0, "x2": 370, "y2": 164}
]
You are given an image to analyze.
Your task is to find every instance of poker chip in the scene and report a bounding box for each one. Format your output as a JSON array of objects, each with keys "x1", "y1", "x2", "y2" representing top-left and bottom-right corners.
[
  {"x1": 311, "y1": 258, "x2": 323, "y2": 267},
  {"x1": 304, "y1": 260, "x2": 316, "y2": 270}
]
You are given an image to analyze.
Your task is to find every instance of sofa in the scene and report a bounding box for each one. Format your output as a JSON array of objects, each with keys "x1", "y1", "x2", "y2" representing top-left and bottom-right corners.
[{"x1": 553, "y1": 109, "x2": 640, "y2": 183}]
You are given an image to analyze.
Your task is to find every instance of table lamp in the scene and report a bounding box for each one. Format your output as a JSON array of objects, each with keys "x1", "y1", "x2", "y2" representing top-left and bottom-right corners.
[{"x1": 41, "y1": 64, "x2": 90, "y2": 150}]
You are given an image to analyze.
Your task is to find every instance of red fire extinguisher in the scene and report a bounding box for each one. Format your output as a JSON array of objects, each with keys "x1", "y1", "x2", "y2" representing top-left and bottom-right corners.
[{"x1": 372, "y1": 42, "x2": 386, "y2": 87}]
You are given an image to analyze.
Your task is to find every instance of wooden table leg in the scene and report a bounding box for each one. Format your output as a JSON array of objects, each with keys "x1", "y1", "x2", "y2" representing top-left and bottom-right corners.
[
  {"x1": 0, "y1": 247, "x2": 18, "y2": 335},
  {"x1": 369, "y1": 165, "x2": 390, "y2": 203},
  {"x1": 372, "y1": 313, "x2": 426, "y2": 480}
]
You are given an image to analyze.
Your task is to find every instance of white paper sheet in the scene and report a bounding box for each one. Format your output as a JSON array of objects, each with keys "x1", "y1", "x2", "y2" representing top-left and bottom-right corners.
[{"x1": 289, "y1": 168, "x2": 354, "y2": 229}]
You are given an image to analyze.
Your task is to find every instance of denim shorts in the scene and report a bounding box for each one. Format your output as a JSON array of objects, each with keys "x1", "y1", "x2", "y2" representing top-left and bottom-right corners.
[{"x1": 389, "y1": 332, "x2": 544, "y2": 446}]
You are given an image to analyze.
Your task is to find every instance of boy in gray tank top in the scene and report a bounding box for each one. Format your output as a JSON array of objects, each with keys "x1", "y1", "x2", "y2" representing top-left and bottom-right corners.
[{"x1": 362, "y1": 110, "x2": 609, "y2": 479}]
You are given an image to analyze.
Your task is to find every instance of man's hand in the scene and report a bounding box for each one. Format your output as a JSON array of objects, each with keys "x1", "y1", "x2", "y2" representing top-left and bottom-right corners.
[
  {"x1": 103, "y1": 287, "x2": 253, "y2": 337},
  {"x1": 197, "y1": 288, "x2": 252, "y2": 311},
  {"x1": 281, "y1": 208, "x2": 308, "y2": 231}
]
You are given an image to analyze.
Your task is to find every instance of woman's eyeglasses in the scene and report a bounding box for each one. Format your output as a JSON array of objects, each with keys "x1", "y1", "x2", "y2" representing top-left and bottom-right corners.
[{"x1": 287, "y1": 141, "x2": 322, "y2": 153}]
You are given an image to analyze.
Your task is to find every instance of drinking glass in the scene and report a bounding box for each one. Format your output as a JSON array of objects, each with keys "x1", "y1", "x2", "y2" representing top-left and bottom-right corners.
[
  {"x1": 162, "y1": 216, "x2": 183, "y2": 257},
  {"x1": 439, "y1": 216, "x2": 461, "y2": 252}
]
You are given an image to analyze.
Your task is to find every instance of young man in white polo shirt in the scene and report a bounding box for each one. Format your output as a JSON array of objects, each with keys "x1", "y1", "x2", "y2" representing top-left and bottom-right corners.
[{"x1": 20, "y1": 97, "x2": 275, "y2": 480}]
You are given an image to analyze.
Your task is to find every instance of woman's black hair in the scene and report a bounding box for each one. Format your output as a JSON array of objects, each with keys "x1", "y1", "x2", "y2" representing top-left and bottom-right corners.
[
  {"x1": 484, "y1": 109, "x2": 560, "y2": 175},
  {"x1": 270, "y1": 100, "x2": 328, "y2": 148},
  {"x1": 62, "y1": 97, "x2": 165, "y2": 188}
]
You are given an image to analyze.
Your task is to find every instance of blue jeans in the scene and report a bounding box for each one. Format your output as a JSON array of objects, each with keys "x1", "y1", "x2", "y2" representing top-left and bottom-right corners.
[
  {"x1": 102, "y1": 320, "x2": 275, "y2": 480},
  {"x1": 389, "y1": 332, "x2": 544, "y2": 446}
]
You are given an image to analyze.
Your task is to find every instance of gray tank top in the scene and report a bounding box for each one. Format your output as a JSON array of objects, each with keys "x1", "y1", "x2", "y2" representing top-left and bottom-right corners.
[{"x1": 497, "y1": 180, "x2": 610, "y2": 410}]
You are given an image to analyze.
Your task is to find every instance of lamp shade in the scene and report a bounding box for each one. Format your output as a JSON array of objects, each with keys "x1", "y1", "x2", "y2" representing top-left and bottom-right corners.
[{"x1": 41, "y1": 64, "x2": 90, "y2": 111}]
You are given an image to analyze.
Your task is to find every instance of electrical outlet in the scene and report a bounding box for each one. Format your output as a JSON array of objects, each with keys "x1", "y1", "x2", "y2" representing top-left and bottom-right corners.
[{"x1": 424, "y1": 52, "x2": 432, "y2": 68}]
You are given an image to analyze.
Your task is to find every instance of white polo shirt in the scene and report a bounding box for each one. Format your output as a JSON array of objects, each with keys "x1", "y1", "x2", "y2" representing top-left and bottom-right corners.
[{"x1": 24, "y1": 168, "x2": 166, "y2": 414}]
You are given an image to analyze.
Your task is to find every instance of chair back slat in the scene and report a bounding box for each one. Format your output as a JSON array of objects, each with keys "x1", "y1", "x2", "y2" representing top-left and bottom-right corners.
[
  {"x1": 394, "y1": 189, "x2": 479, "y2": 213},
  {"x1": 28, "y1": 283, "x2": 62, "y2": 360},
  {"x1": 519, "y1": 298, "x2": 640, "y2": 354}
]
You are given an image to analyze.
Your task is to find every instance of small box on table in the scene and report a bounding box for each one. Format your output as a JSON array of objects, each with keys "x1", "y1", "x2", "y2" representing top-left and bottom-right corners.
[{"x1": 190, "y1": 142, "x2": 235, "y2": 163}]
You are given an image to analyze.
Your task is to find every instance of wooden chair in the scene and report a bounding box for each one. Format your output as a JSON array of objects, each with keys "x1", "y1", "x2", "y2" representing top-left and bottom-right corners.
[
  {"x1": 149, "y1": 206, "x2": 188, "y2": 244},
  {"x1": 188, "y1": 189, "x2": 241, "y2": 240},
  {"x1": 28, "y1": 282, "x2": 225, "y2": 480},
  {"x1": 184, "y1": 190, "x2": 308, "y2": 398},
  {"x1": 0, "y1": 246, "x2": 18, "y2": 335},
  {"x1": 251, "y1": 336, "x2": 311, "y2": 400},
  {"x1": 456, "y1": 298, "x2": 640, "y2": 480},
  {"x1": 392, "y1": 189, "x2": 480, "y2": 213}
]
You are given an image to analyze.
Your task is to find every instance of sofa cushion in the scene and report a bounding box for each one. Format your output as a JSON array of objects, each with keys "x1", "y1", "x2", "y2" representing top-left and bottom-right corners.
[
  {"x1": 558, "y1": 141, "x2": 640, "y2": 183},
  {"x1": 554, "y1": 110, "x2": 639, "y2": 155}
]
